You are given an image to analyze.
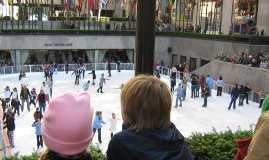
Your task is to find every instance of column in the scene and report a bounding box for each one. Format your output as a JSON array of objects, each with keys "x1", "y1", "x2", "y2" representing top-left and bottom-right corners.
[
  {"x1": 221, "y1": 0, "x2": 233, "y2": 34},
  {"x1": 257, "y1": 0, "x2": 269, "y2": 35},
  {"x1": 135, "y1": 0, "x2": 156, "y2": 75}
]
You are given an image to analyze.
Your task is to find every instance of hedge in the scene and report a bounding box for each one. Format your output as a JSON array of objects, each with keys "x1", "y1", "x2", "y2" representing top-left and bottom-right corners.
[{"x1": 5, "y1": 130, "x2": 253, "y2": 160}]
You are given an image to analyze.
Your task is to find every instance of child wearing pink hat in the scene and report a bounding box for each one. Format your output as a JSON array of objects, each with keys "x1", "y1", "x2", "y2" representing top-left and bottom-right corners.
[{"x1": 40, "y1": 92, "x2": 94, "y2": 160}]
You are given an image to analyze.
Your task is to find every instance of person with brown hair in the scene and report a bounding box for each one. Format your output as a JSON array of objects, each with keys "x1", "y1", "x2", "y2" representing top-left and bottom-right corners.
[{"x1": 107, "y1": 75, "x2": 193, "y2": 160}]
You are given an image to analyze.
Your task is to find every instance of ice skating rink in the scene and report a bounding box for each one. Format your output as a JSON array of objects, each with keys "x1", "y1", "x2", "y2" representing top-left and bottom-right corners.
[{"x1": 0, "y1": 71, "x2": 261, "y2": 155}]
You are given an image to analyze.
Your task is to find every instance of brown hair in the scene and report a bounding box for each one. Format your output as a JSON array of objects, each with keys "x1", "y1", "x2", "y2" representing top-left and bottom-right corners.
[{"x1": 121, "y1": 75, "x2": 172, "y2": 132}]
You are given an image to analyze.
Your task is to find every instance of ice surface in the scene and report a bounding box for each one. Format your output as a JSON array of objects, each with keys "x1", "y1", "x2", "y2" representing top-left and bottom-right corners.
[{"x1": 0, "y1": 71, "x2": 261, "y2": 156}]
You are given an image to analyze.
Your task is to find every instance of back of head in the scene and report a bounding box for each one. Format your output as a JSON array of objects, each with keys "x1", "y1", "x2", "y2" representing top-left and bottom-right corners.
[
  {"x1": 42, "y1": 92, "x2": 94, "y2": 157},
  {"x1": 121, "y1": 75, "x2": 171, "y2": 132}
]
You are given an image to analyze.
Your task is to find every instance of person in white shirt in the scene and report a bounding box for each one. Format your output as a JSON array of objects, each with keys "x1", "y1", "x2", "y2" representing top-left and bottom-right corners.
[
  {"x1": 216, "y1": 76, "x2": 224, "y2": 96},
  {"x1": 110, "y1": 113, "x2": 118, "y2": 138},
  {"x1": 4, "y1": 86, "x2": 11, "y2": 105}
]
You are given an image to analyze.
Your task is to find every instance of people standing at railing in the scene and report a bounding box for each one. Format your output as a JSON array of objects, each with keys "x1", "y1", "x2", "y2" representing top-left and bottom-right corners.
[
  {"x1": 20, "y1": 86, "x2": 31, "y2": 112},
  {"x1": 216, "y1": 76, "x2": 224, "y2": 96},
  {"x1": 228, "y1": 84, "x2": 239, "y2": 110}
]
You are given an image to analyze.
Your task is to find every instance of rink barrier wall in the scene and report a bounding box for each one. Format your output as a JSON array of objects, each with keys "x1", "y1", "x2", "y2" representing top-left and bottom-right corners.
[
  {"x1": 0, "y1": 63, "x2": 134, "y2": 75},
  {"x1": 159, "y1": 67, "x2": 263, "y2": 104}
]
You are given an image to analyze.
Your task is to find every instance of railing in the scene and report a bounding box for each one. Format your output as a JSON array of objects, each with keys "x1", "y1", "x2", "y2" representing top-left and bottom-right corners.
[
  {"x1": 0, "y1": 63, "x2": 134, "y2": 75},
  {"x1": 158, "y1": 66, "x2": 265, "y2": 103}
]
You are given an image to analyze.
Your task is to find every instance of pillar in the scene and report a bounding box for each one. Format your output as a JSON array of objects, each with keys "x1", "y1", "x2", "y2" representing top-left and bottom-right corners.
[
  {"x1": 221, "y1": 0, "x2": 233, "y2": 34},
  {"x1": 257, "y1": 0, "x2": 269, "y2": 35},
  {"x1": 135, "y1": 0, "x2": 156, "y2": 75}
]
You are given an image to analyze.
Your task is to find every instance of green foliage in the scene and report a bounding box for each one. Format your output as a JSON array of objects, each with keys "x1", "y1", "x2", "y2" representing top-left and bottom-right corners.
[
  {"x1": 4, "y1": 130, "x2": 253, "y2": 160},
  {"x1": 186, "y1": 130, "x2": 253, "y2": 160},
  {"x1": 6, "y1": 145, "x2": 106, "y2": 160}
]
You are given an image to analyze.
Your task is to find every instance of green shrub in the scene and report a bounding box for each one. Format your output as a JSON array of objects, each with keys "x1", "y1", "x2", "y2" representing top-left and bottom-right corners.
[
  {"x1": 5, "y1": 130, "x2": 253, "y2": 160},
  {"x1": 186, "y1": 130, "x2": 253, "y2": 160}
]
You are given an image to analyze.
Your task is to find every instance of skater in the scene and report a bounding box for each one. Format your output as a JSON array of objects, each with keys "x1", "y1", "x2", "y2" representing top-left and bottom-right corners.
[
  {"x1": 47, "y1": 76, "x2": 53, "y2": 98},
  {"x1": 43, "y1": 64, "x2": 49, "y2": 81},
  {"x1": 191, "y1": 75, "x2": 198, "y2": 98},
  {"x1": 53, "y1": 63, "x2": 58, "y2": 75},
  {"x1": 202, "y1": 84, "x2": 210, "y2": 107},
  {"x1": 228, "y1": 84, "x2": 239, "y2": 110},
  {"x1": 170, "y1": 66, "x2": 177, "y2": 93},
  {"x1": 182, "y1": 76, "x2": 188, "y2": 101},
  {"x1": 32, "y1": 118, "x2": 43, "y2": 149},
  {"x1": 93, "y1": 111, "x2": 106, "y2": 143},
  {"x1": 89, "y1": 69, "x2": 96, "y2": 85},
  {"x1": 33, "y1": 107, "x2": 43, "y2": 121},
  {"x1": 29, "y1": 88, "x2": 37, "y2": 107},
  {"x1": 107, "y1": 61, "x2": 112, "y2": 77},
  {"x1": 107, "y1": 75, "x2": 193, "y2": 160},
  {"x1": 116, "y1": 60, "x2": 121, "y2": 72},
  {"x1": 41, "y1": 81, "x2": 50, "y2": 102},
  {"x1": 97, "y1": 73, "x2": 107, "y2": 93},
  {"x1": 175, "y1": 83, "x2": 184, "y2": 107},
  {"x1": 36, "y1": 89, "x2": 48, "y2": 113},
  {"x1": 238, "y1": 85, "x2": 245, "y2": 106},
  {"x1": 200, "y1": 75, "x2": 206, "y2": 97},
  {"x1": 110, "y1": 113, "x2": 117, "y2": 138},
  {"x1": 83, "y1": 80, "x2": 91, "y2": 91},
  {"x1": 81, "y1": 64, "x2": 86, "y2": 79},
  {"x1": 11, "y1": 88, "x2": 21, "y2": 116},
  {"x1": 206, "y1": 75, "x2": 214, "y2": 96},
  {"x1": 243, "y1": 84, "x2": 251, "y2": 105},
  {"x1": 72, "y1": 68, "x2": 81, "y2": 85},
  {"x1": 20, "y1": 85, "x2": 31, "y2": 112},
  {"x1": 4, "y1": 86, "x2": 11, "y2": 106},
  {"x1": 40, "y1": 92, "x2": 94, "y2": 160},
  {"x1": 216, "y1": 76, "x2": 224, "y2": 96},
  {"x1": 4, "y1": 108, "x2": 16, "y2": 148},
  {"x1": 65, "y1": 63, "x2": 69, "y2": 74}
]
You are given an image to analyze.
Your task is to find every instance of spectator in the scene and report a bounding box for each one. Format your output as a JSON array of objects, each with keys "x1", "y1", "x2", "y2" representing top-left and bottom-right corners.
[
  {"x1": 40, "y1": 92, "x2": 94, "y2": 160},
  {"x1": 107, "y1": 75, "x2": 193, "y2": 160},
  {"x1": 206, "y1": 75, "x2": 214, "y2": 96}
]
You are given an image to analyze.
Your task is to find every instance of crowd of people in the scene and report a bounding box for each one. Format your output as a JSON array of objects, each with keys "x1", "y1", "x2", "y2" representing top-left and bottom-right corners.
[
  {"x1": 216, "y1": 51, "x2": 269, "y2": 69},
  {"x1": 0, "y1": 62, "x2": 268, "y2": 160}
]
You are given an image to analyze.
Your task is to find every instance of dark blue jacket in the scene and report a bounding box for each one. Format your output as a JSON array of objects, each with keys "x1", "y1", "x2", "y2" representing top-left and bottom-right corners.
[{"x1": 107, "y1": 123, "x2": 193, "y2": 160}]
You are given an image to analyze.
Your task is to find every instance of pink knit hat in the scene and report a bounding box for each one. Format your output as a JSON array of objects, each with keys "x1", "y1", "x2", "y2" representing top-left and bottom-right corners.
[{"x1": 42, "y1": 92, "x2": 94, "y2": 156}]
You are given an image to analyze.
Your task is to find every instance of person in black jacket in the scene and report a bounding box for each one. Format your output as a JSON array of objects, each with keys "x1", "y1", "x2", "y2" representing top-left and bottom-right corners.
[
  {"x1": 243, "y1": 85, "x2": 251, "y2": 104},
  {"x1": 228, "y1": 84, "x2": 239, "y2": 110},
  {"x1": 20, "y1": 86, "x2": 31, "y2": 112},
  {"x1": 107, "y1": 75, "x2": 193, "y2": 160},
  {"x1": 238, "y1": 85, "x2": 245, "y2": 106},
  {"x1": 88, "y1": 69, "x2": 96, "y2": 85},
  {"x1": 4, "y1": 108, "x2": 16, "y2": 148},
  {"x1": 107, "y1": 61, "x2": 112, "y2": 77}
]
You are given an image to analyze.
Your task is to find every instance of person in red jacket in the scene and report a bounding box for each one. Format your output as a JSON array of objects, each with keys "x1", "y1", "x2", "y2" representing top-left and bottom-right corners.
[{"x1": 36, "y1": 90, "x2": 48, "y2": 113}]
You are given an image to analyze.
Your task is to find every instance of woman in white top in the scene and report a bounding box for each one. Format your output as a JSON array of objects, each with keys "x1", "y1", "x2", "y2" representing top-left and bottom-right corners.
[
  {"x1": 110, "y1": 113, "x2": 118, "y2": 138},
  {"x1": 216, "y1": 76, "x2": 224, "y2": 96}
]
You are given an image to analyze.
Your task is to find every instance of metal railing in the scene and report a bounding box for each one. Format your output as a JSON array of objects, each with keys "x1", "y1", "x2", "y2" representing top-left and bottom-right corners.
[
  {"x1": 0, "y1": 63, "x2": 134, "y2": 75},
  {"x1": 158, "y1": 66, "x2": 265, "y2": 103}
]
